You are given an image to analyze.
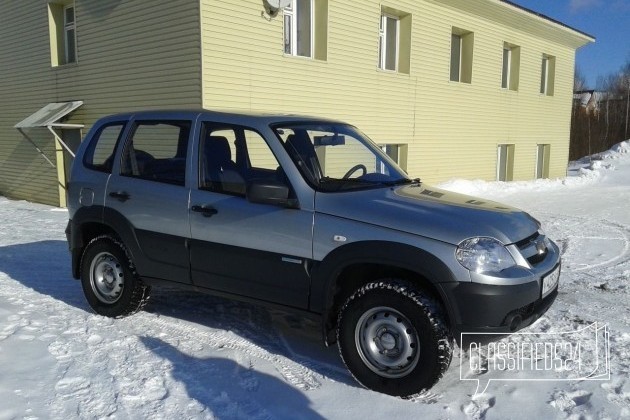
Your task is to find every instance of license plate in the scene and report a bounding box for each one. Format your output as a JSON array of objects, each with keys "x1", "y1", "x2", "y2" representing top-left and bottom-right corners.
[{"x1": 542, "y1": 265, "x2": 560, "y2": 298}]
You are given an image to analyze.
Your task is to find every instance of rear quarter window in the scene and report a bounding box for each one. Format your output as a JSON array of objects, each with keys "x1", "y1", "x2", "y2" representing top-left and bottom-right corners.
[{"x1": 83, "y1": 123, "x2": 126, "y2": 173}]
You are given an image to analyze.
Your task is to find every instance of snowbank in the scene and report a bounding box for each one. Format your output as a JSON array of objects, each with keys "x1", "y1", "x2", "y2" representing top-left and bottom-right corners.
[{"x1": 438, "y1": 140, "x2": 630, "y2": 197}]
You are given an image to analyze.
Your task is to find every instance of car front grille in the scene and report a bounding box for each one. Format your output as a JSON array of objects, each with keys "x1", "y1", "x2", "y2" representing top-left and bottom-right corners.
[{"x1": 515, "y1": 232, "x2": 548, "y2": 266}]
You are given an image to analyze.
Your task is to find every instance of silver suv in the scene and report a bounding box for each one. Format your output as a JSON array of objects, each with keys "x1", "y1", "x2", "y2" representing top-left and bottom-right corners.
[{"x1": 66, "y1": 110, "x2": 561, "y2": 397}]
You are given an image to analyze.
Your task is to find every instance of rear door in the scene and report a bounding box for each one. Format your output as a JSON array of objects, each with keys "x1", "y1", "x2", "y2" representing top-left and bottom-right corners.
[
  {"x1": 188, "y1": 121, "x2": 313, "y2": 308},
  {"x1": 104, "y1": 114, "x2": 195, "y2": 284}
]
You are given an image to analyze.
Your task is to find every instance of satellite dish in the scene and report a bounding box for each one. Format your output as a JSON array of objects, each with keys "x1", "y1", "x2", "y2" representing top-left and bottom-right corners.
[
  {"x1": 266, "y1": 0, "x2": 291, "y2": 9},
  {"x1": 263, "y1": 0, "x2": 291, "y2": 18}
]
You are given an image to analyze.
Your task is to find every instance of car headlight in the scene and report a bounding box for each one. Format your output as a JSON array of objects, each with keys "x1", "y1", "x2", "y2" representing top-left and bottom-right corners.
[{"x1": 455, "y1": 237, "x2": 516, "y2": 273}]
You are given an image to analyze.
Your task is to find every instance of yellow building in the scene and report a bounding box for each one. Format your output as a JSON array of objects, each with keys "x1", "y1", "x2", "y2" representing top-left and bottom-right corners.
[{"x1": 0, "y1": 0, "x2": 593, "y2": 207}]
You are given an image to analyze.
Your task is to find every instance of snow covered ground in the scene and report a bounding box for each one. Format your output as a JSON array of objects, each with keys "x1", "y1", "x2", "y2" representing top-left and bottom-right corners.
[{"x1": 1, "y1": 142, "x2": 629, "y2": 419}]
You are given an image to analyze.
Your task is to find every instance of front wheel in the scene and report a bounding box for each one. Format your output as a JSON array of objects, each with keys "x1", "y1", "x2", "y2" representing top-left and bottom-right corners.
[
  {"x1": 337, "y1": 280, "x2": 453, "y2": 397},
  {"x1": 80, "y1": 235, "x2": 150, "y2": 318}
]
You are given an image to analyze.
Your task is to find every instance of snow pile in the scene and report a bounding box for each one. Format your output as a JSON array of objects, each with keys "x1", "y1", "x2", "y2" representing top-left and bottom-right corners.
[
  {"x1": 439, "y1": 140, "x2": 630, "y2": 197},
  {"x1": 588, "y1": 140, "x2": 630, "y2": 161},
  {"x1": 569, "y1": 140, "x2": 630, "y2": 173},
  {"x1": 611, "y1": 140, "x2": 630, "y2": 154}
]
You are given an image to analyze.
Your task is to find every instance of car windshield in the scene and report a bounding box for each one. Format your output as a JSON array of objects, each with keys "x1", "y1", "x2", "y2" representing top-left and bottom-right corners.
[{"x1": 274, "y1": 123, "x2": 412, "y2": 192}]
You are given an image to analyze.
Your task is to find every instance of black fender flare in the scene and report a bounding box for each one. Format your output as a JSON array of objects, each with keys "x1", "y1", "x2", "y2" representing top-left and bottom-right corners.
[
  {"x1": 69, "y1": 206, "x2": 144, "y2": 278},
  {"x1": 309, "y1": 240, "x2": 458, "y2": 344}
]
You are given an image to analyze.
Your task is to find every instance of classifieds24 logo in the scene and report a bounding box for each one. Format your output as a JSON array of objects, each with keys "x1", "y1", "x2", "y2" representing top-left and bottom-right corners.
[{"x1": 460, "y1": 322, "x2": 610, "y2": 395}]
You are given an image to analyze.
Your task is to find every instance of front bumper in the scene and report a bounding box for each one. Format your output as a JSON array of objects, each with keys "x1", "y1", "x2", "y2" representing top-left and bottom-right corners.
[
  {"x1": 439, "y1": 275, "x2": 558, "y2": 335},
  {"x1": 439, "y1": 239, "x2": 561, "y2": 335}
]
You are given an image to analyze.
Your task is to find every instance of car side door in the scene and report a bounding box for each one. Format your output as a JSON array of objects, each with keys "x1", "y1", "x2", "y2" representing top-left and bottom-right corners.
[
  {"x1": 188, "y1": 121, "x2": 314, "y2": 309},
  {"x1": 104, "y1": 115, "x2": 195, "y2": 284}
]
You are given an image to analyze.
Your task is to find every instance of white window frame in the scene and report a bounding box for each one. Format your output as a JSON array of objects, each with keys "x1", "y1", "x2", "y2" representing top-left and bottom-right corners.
[
  {"x1": 497, "y1": 145, "x2": 503, "y2": 181},
  {"x1": 502, "y1": 47, "x2": 511, "y2": 89},
  {"x1": 497, "y1": 144, "x2": 514, "y2": 181},
  {"x1": 379, "y1": 14, "x2": 400, "y2": 71},
  {"x1": 535, "y1": 144, "x2": 550, "y2": 179},
  {"x1": 379, "y1": 144, "x2": 399, "y2": 173},
  {"x1": 450, "y1": 33, "x2": 462, "y2": 82},
  {"x1": 284, "y1": 0, "x2": 314, "y2": 58},
  {"x1": 63, "y1": 4, "x2": 76, "y2": 63},
  {"x1": 63, "y1": 4, "x2": 76, "y2": 64},
  {"x1": 540, "y1": 56, "x2": 549, "y2": 94}
]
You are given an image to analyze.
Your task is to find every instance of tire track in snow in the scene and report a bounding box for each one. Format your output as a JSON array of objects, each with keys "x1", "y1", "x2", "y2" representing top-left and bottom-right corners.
[
  {"x1": 539, "y1": 214, "x2": 630, "y2": 273},
  {"x1": 539, "y1": 214, "x2": 630, "y2": 417}
]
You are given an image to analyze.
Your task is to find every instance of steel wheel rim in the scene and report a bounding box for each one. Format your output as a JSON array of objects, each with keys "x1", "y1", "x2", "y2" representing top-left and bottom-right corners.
[
  {"x1": 355, "y1": 306, "x2": 420, "y2": 378},
  {"x1": 89, "y1": 251, "x2": 124, "y2": 303}
]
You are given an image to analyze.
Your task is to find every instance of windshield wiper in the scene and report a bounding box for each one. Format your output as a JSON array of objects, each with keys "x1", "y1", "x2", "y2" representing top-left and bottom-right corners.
[
  {"x1": 318, "y1": 176, "x2": 375, "y2": 191},
  {"x1": 318, "y1": 177, "x2": 421, "y2": 192},
  {"x1": 380, "y1": 178, "x2": 421, "y2": 186}
]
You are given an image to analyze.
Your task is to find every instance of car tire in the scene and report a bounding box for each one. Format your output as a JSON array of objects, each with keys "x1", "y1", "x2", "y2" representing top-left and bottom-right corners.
[
  {"x1": 337, "y1": 279, "x2": 453, "y2": 397},
  {"x1": 80, "y1": 235, "x2": 150, "y2": 318}
]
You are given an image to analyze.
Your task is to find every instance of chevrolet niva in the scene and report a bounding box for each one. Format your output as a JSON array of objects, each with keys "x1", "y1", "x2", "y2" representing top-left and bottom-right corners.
[{"x1": 66, "y1": 110, "x2": 560, "y2": 397}]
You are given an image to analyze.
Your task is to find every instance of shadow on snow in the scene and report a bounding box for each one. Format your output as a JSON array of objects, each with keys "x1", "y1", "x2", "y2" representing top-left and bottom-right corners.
[
  {"x1": 0, "y1": 240, "x2": 87, "y2": 311},
  {"x1": 0, "y1": 240, "x2": 357, "y2": 395},
  {"x1": 141, "y1": 336, "x2": 326, "y2": 419}
]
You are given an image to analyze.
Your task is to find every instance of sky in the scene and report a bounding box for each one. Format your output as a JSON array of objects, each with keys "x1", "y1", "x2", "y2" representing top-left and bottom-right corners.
[{"x1": 509, "y1": 0, "x2": 630, "y2": 88}]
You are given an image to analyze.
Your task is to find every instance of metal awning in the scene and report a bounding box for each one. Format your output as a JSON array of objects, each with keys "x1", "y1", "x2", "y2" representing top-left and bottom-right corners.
[{"x1": 15, "y1": 101, "x2": 84, "y2": 167}]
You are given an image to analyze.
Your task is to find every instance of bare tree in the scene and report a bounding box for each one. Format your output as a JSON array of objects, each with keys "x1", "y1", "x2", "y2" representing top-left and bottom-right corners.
[
  {"x1": 574, "y1": 66, "x2": 587, "y2": 92},
  {"x1": 570, "y1": 59, "x2": 630, "y2": 160}
]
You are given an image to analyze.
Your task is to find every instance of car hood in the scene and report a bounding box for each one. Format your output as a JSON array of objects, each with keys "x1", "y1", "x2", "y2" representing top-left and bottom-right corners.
[{"x1": 314, "y1": 184, "x2": 539, "y2": 245}]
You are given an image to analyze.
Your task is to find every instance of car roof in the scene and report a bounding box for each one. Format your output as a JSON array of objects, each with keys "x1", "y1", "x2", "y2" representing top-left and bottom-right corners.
[{"x1": 104, "y1": 109, "x2": 346, "y2": 126}]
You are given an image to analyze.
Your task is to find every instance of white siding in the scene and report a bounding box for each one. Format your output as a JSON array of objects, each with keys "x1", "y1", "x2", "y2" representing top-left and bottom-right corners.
[
  {"x1": 200, "y1": 0, "x2": 589, "y2": 184},
  {"x1": 0, "y1": 0, "x2": 202, "y2": 205}
]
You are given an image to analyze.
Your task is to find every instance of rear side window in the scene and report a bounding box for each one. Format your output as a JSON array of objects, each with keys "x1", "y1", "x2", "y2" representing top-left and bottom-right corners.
[
  {"x1": 120, "y1": 121, "x2": 191, "y2": 186},
  {"x1": 83, "y1": 123, "x2": 126, "y2": 173}
]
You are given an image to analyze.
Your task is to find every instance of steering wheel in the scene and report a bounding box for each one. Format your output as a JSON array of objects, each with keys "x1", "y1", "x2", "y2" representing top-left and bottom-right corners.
[{"x1": 342, "y1": 164, "x2": 367, "y2": 179}]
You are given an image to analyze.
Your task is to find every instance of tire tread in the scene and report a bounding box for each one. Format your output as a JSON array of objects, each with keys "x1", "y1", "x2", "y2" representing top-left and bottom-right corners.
[
  {"x1": 80, "y1": 235, "x2": 150, "y2": 317},
  {"x1": 336, "y1": 279, "x2": 453, "y2": 398}
]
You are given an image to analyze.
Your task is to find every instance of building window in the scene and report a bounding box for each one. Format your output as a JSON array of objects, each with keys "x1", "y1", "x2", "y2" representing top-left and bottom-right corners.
[
  {"x1": 379, "y1": 15, "x2": 399, "y2": 71},
  {"x1": 283, "y1": 0, "x2": 328, "y2": 60},
  {"x1": 284, "y1": 0, "x2": 312, "y2": 57},
  {"x1": 377, "y1": 8, "x2": 411, "y2": 74},
  {"x1": 501, "y1": 43, "x2": 520, "y2": 90},
  {"x1": 540, "y1": 54, "x2": 556, "y2": 96},
  {"x1": 497, "y1": 144, "x2": 515, "y2": 181},
  {"x1": 501, "y1": 47, "x2": 509, "y2": 88},
  {"x1": 536, "y1": 144, "x2": 550, "y2": 179},
  {"x1": 450, "y1": 28, "x2": 473, "y2": 83},
  {"x1": 380, "y1": 144, "x2": 408, "y2": 171},
  {"x1": 63, "y1": 5, "x2": 76, "y2": 64},
  {"x1": 48, "y1": 1, "x2": 77, "y2": 66}
]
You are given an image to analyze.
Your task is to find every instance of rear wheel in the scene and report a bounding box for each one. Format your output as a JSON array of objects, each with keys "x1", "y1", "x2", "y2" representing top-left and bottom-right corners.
[
  {"x1": 80, "y1": 235, "x2": 150, "y2": 317},
  {"x1": 337, "y1": 280, "x2": 453, "y2": 397}
]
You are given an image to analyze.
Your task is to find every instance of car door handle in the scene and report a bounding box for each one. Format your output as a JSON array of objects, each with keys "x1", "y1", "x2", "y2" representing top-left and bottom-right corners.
[
  {"x1": 109, "y1": 191, "x2": 130, "y2": 202},
  {"x1": 191, "y1": 205, "x2": 218, "y2": 217}
]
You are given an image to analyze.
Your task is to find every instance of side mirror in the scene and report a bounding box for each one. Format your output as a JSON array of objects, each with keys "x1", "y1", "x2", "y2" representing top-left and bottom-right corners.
[{"x1": 246, "y1": 179, "x2": 298, "y2": 208}]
